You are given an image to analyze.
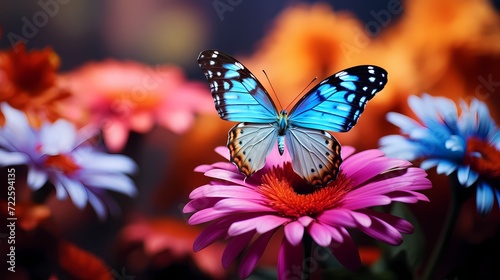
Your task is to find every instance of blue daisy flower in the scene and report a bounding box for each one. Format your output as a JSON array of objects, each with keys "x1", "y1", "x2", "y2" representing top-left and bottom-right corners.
[
  {"x1": 379, "y1": 94, "x2": 500, "y2": 215},
  {"x1": 0, "y1": 103, "x2": 137, "y2": 219}
]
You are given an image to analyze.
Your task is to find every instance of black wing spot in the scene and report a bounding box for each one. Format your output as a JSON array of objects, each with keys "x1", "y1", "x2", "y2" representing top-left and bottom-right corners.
[
  {"x1": 315, "y1": 90, "x2": 327, "y2": 102},
  {"x1": 239, "y1": 140, "x2": 242, "y2": 145},
  {"x1": 319, "y1": 164, "x2": 323, "y2": 169},
  {"x1": 325, "y1": 140, "x2": 329, "y2": 145},
  {"x1": 326, "y1": 152, "x2": 330, "y2": 156},
  {"x1": 310, "y1": 168, "x2": 315, "y2": 173},
  {"x1": 242, "y1": 151, "x2": 246, "y2": 155},
  {"x1": 248, "y1": 158, "x2": 252, "y2": 162}
]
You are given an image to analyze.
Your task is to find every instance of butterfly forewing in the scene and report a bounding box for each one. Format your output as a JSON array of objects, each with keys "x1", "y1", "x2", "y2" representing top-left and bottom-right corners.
[
  {"x1": 197, "y1": 50, "x2": 278, "y2": 123},
  {"x1": 289, "y1": 65, "x2": 388, "y2": 132},
  {"x1": 286, "y1": 127, "x2": 342, "y2": 186},
  {"x1": 227, "y1": 123, "x2": 278, "y2": 177}
]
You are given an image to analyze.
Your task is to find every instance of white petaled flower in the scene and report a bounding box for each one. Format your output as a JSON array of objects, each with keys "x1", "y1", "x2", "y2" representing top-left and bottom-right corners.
[{"x1": 0, "y1": 103, "x2": 137, "y2": 218}]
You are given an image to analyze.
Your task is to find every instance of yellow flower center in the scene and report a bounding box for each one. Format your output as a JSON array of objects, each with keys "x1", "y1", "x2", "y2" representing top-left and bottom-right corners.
[
  {"x1": 465, "y1": 137, "x2": 500, "y2": 180},
  {"x1": 258, "y1": 163, "x2": 354, "y2": 218}
]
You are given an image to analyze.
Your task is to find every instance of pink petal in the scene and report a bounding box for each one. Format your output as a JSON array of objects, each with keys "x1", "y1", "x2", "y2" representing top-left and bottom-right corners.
[
  {"x1": 215, "y1": 146, "x2": 231, "y2": 160},
  {"x1": 329, "y1": 228, "x2": 361, "y2": 271},
  {"x1": 341, "y1": 149, "x2": 384, "y2": 171},
  {"x1": 158, "y1": 110, "x2": 193, "y2": 134},
  {"x1": 320, "y1": 223, "x2": 344, "y2": 243},
  {"x1": 228, "y1": 215, "x2": 289, "y2": 236},
  {"x1": 387, "y1": 193, "x2": 419, "y2": 203},
  {"x1": 222, "y1": 231, "x2": 255, "y2": 268},
  {"x1": 284, "y1": 221, "x2": 305, "y2": 246},
  {"x1": 211, "y1": 161, "x2": 239, "y2": 171},
  {"x1": 188, "y1": 208, "x2": 232, "y2": 224},
  {"x1": 298, "y1": 216, "x2": 314, "y2": 227},
  {"x1": 308, "y1": 222, "x2": 332, "y2": 247},
  {"x1": 195, "y1": 163, "x2": 237, "y2": 173},
  {"x1": 405, "y1": 190, "x2": 430, "y2": 202},
  {"x1": 350, "y1": 211, "x2": 372, "y2": 228},
  {"x1": 129, "y1": 111, "x2": 154, "y2": 132},
  {"x1": 214, "y1": 198, "x2": 275, "y2": 212},
  {"x1": 341, "y1": 146, "x2": 356, "y2": 159},
  {"x1": 194, "y1": 164, "x2": 213, "y2": 173},
  {"x1": 347, "y1": 157, "x2": 411, "y2": 185},
  {"x1": 359, "y1": 209, "x2": 414, "y2": 234},
  {"x1": 278, "y1": 237, "x2": 303, "y2": 280},
  {"x1": 183, "y1": 197, "x2": 221, "y2": 213},
  {"x1": 346, "y1": 168, "x2": 431, "y2": 199},
  {"x1": 317, "y1": 209, "x2": 357, "y2": 228},
  {"x1": 189, "y1": 184, "x2": 261, "y2": 200},
  {"x1": 239, "y1": 230, "x2": 275, "y2": 279},
  {"x1": 358, "y1": 215, "x2": 403, "y2": 245},
  {"x1": 193, "y1": 219, "x2": 230, "y2": 251},
  {"x1": 342, "y1": 195, "x2": 392, "y2": 210},
  {"x1": 204, "y1": 169, "x2": 250, "y2": 186},
  {"x1": 102, "y1": 120, "x2": 129, "y2": 152},
  {"x1": 347, "y1": 179, "x2": 412, "y2": 198}
]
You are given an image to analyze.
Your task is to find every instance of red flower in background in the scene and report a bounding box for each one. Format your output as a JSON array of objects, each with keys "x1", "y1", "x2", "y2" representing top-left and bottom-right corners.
[{"x1": 0, "y1": 43, "x2": 71, "y2": 126}]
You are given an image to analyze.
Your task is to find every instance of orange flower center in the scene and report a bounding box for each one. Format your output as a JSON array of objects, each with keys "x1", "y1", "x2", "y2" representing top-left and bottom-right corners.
[
  {"x1": 106, "y1": 90, "x2": 162, "y2": 114},
  {"x1": 44, "y1": 154, "x2": 80, "y2": 174},
  {"x1": 464, "y1": 137, "x2": 500, "y2": 180},
  {"x1": 258, "y1": 163, "x2": 354, "y2": 218}
]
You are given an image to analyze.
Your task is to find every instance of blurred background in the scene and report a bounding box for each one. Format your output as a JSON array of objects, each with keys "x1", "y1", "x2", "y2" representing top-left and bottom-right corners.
[{"x1": 1, "y1": 0, "x2": 499, "y2": 279}]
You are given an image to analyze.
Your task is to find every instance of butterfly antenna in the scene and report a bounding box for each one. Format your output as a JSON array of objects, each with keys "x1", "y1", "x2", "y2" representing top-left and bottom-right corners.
[
  {"x1": 262, "y1": 70, "x2": 283, "y2": 110},
  {"x1": 285, "y1": 77, "x2": 318, "y2": 111}
]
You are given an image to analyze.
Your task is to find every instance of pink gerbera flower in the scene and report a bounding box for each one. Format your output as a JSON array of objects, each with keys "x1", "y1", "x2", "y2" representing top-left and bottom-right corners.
[
  {"x1": 183, "y1": 146, "x2": 431, "y2": 279},
  {"x1": 63, "y1": 60, "x2": 213, "y2": 151}
]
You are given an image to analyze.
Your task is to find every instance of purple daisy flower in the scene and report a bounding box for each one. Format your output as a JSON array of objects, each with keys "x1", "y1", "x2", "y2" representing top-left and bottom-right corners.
[
  {"x1": 183, "y1": 145, "x2": 431, "y2": 279},
  {"x1": 0, "y1": 103, "x2": 137, "y2": 219}
]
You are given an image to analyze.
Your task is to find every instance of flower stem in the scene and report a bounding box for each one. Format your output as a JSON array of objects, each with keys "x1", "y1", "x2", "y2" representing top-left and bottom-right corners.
[
  {"x1": 302, "y1": 233, "x2": 313, "y2": 280},
  {"x1": 421, "y1": 173, "x2": 468, "y2": 280}
]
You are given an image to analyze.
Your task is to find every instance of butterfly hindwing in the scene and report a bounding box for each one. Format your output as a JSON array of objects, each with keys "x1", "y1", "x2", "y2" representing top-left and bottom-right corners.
[
  {"x1": 227, "y1": 122, "x2": 278, "y2": 177},
  {"x1": 197, "y1": 50, "x2": 278, "y2": 123},
  {"x1": 289, "y1": 65, "x2": 388, "y2": 132},
  {"x1": 286, "y1": 127, "x2": 342, "y2": 186}
]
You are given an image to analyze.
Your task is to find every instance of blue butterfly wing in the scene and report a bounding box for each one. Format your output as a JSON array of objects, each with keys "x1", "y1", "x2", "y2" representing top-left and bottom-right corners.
[
  {"x1": 197, "y1": 50, "x2": 278, "y2": 123},
  {"x1": 288, "y1": 65, "x2": 388, "y2": 132}
]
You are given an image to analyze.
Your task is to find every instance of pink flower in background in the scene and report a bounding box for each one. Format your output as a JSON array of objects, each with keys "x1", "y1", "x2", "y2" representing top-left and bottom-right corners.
[
  {"x1": 64, "y1": 60, "x2": 213, "y2": 151},
  {"x1": 184, "y1": 146, "x2": 431, "y2": 279}
]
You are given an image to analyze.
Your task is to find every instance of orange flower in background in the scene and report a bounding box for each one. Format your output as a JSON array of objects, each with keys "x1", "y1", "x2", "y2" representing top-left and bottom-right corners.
[
  {"x1": 64, "y1": 60, "x2": 214, "y2": 151},
  {"x1": 241, "y1": 0, "x2": 500, "y2": 150},
  {"x1": 243, "y1": 3, "x2": 369, "y2": 107},
  {"x1": 0, "y1": 43, "x2": 71, "y2": 126},
  {"x1": 377, "y1": 0, "x2": 500, "y2": 115}
]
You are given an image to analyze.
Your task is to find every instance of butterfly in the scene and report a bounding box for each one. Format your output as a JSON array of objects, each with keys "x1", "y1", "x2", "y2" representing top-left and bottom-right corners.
[{"x1": 198, "y1": 50, "x2": 388, "y2": 186}]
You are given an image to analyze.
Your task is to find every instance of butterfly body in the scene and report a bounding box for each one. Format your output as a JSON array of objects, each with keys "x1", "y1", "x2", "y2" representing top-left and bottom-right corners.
[{"x1": 198, "y1": 50, "x2": 388, "y2": 186}]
